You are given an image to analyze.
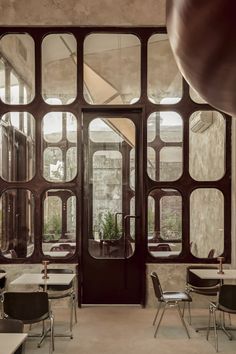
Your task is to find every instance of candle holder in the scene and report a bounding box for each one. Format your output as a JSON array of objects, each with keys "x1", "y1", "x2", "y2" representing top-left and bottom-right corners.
[
  {"x1": 42, "y1": 260, "x2": 50, "y2": 279},
  {"x1": 217, "y1": 256, "x2": 225, "y2": 274}
]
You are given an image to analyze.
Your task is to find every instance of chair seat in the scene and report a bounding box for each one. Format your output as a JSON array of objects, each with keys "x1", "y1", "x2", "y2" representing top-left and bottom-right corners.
[{"x1": 162, "y1": 291, "x2": 192, "y2": 302}]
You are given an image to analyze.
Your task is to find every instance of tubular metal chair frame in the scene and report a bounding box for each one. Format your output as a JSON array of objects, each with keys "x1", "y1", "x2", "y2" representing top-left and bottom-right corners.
[
  {"x1": 206, "y1": 284, "x2": 236, "y2": 352},
  {"x1": 3, "y1": 291, "x2": 54, "y2": 354},
  {"x1": 185, "y1": 266, "x2": 220, "y2": 326},
  {"x1": 40, "y1": 268, "x2": 77, "y2": 339},
  {"x1": 150, "y1": 272, "x2": 192, "y2": 338}
]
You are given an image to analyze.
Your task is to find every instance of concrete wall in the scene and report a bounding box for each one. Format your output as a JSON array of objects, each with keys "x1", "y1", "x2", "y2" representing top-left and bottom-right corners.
[{"x1": 0, "y1": 0, "x2": 166, "y2": 26}]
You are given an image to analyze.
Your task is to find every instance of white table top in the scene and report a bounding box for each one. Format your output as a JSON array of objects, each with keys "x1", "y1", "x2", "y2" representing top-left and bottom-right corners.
[
  {"x1": 0, "y1": 333, "x2": 27, "y2": 354},
  {"x1": 148, "y1": 243, "x2": 177, "y2": 247},
  {"x1": 53, "y1": 242, "x2": 76, "y2": 247},
  {"x1": 10, "y1": 273, "x2": 75, "y2": 286},
  {"x1": 44, "y1": 251, "x2": 70, "y2": 257},
  {"x1": 190, "y1": 269, "x2": 236, "y2": 279},
  {"x1": 150, "y1": 251, "x2": 180, "y2": 257},
  {"x1": 0, "y1": 272, "x2": 6, "y2": 280}
]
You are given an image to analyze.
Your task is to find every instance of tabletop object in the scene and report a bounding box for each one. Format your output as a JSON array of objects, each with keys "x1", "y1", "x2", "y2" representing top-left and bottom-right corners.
[
  {"x1": 190, "y1": 269, "x2": 236, "y2": 280},
  {"x1": 0, "y1": 333, "x2": 27, "y2": 354}
]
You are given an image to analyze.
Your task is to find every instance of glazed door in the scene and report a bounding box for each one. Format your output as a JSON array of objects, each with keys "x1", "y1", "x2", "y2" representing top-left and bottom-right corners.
[{"x1": 81, "y1": 112, "x2": 144, "y2": 304}]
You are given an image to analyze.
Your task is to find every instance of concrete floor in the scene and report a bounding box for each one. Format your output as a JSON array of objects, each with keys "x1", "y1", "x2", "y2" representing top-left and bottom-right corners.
[{"x1": 25, "y1": 306, "x2": 236, "y2": 354}]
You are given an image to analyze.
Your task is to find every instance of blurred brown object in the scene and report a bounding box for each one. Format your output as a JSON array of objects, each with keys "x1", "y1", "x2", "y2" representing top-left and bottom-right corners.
[{"x1": 166, "y1": 0, "x2": 236, "y2": 116}]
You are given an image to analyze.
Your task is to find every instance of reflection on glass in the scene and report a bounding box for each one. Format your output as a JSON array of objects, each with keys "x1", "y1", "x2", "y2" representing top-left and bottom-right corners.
[
  {"x1": 88, "y1": 117, "x2": 135, "y2": 258},
  {"x1": 0, "y1": 34, "x2": 35, "y2": 104},
  {"x1": 0, "y1": 112, "x2": 35, "y2": 181},
  {"x1": 42, "y1": 189, "x2": 76, "y2": 258},
  {"x1": 190, "y1": 188, "x2": 224, "y2": 258},
  {"x1": 42, "y1": 33, "x2": 77, "y2": 104},
  {"x1": 42, "y1": 112, "x2": 77, "y2": 182},
  {"x1": 0, "y1": 189, "x2": 34, "y2": 258},
  {"x1": 130, "y1": 148, "x2": 135, "y2": 190},
  {"x1": 84, "y1": 33, "x2": 141, "y2": 104},
  {"x1": 148, "y1": 189, "x2": 182, "y2": 258},
  {"x1": 147, "y1": 112, "x2": 183, "y2": 181},
  {"x1": 189, "y1": 111, "x2": 225, "y2": 181},
  {"x1": 148, "y1": 34, "x2": 182, "y2": 103}
]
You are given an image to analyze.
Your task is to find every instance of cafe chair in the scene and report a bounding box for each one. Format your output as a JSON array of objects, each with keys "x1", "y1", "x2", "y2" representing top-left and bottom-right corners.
[
  {"x1": 0, "y1": 318, "x2": 24, "y2": 354},
  {"x1": 3, "y1": 291, "x2": 54, "y2": 353},
  {"x1": 40, "y1": 268, "x2": 77, "y2": 338},
  {"x1": 150, "y1": 272, "x2": 192, "y2": 338},
  {"x1": 207, "y1": 284, "x2": 236, "y2": 352},
  {"x1": 185, "y1": 266, "x2": 220, "y2": 325}
]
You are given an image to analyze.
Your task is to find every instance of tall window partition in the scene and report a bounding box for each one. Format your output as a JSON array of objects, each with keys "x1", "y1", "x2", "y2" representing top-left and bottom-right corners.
[{"x1": 0, "y1": 28, "x2": 231, "y2": 263}]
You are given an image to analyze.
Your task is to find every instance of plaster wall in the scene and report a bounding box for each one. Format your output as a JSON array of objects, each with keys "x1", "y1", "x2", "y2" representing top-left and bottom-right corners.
[{"x1": 0, "y1": 0, "x2": 166, "y2": 26}]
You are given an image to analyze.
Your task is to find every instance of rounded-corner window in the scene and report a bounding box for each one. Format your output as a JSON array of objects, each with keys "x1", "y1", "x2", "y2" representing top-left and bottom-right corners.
[
  {"x1": 42, "y1": 33, "x2": 77, "y2": 104},
  {"x1": 0, "y1": 189, "x2": 35, "y2": 259},
  {"x1": 0, "y1": 33, "x2": 35, "y2": 104},
  {"x1": 42, "y1": 189, "x2": 76, "y2": 258},
  {"x1": 84, "y1": 33, "x2": 141, "y2": 105},
  {"x1": 148, "y1": 189, "x2": 182, "y2": 258},
  {"x1": 0, "y1": 112, "x2": 35, "y2": 181}
]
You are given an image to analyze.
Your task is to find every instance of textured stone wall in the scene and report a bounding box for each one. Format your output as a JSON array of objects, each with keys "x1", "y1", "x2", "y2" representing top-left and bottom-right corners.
[{"x1": 0, "y1": 0, "x2": 165, "y2": 26}]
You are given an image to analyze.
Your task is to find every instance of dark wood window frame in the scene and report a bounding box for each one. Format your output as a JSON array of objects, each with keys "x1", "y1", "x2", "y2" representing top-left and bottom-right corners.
[{"x1": 0, "y1": 27, "x2": 231, "y2": 264}]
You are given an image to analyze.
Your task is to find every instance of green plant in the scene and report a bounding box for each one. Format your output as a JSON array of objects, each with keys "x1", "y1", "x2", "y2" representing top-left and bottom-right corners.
[
  {"x1": 43, "y1": 214, "x2": 61, "y2": 241},
  {"x1": 100, "y1": 211, "x2": 120, "y2": 240}
]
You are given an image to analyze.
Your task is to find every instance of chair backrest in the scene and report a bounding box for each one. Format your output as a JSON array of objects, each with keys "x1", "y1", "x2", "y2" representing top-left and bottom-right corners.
[
  {"x1": 207, "y1": 249, "x2": 215, "y2": 258},
  {"x1": 0, "y1": 319, "x2": 24, "y2": 354},
  {"x1": 3, "y1": 292, "x2": 49, "y2": 324},
  {"x1": 155, "y1": 244, "x2": 171, "y2": 251},
  {"x1": 41, "y1": 268, "x2": 74, "y2": 291},
  {"x1": 150, "y1": 272, "x2": 163, "y2": 301},
  {"x1": 186, "y1": 266, "x2": 220, "y2": 288},
  {"x1": 50, "y1": 246, "x2": 62, "y2": 252},
  {"x1": 59, "y1": 244, "x2": 73, "y2": 251},
  {"x1": 218, "y1": 285, "x2": 236, "y2": 313},
  {"x1": 0, "y1": 269, "x2": 6, "y2": 291}
]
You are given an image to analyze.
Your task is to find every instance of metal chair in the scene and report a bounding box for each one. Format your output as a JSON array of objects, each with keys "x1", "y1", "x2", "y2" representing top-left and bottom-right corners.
[
  {"x1": 207, "y1": 284, "x2": 236, "y2": 352},
  {"x1": 185, "y1": 266, "x2": 220, "y2": 325},
  {"x1": 40, "y1": 268, "x2": 77, "y2": 338},
  {"x1": 3, "y1": 291, "x2": 54, "y2": 353},
  {"x1": 150, "y1": 272, "x2": 191, "y2": 338},
  {"x1": 0, "y1": 318, "x2": 24, "y2": 354}
]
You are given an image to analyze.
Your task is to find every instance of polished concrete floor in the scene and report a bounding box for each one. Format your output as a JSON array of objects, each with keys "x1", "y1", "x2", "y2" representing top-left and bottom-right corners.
[{"x1": 25, "y1": 306, "x2": 236, "y2": 354}]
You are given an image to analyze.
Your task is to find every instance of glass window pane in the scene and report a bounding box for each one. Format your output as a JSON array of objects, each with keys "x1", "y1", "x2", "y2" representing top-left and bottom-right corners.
[
  {"x1": 42, "y1": 33, "x2": 77, "y2": 104},
  {"x1": 42, "y1": 112, "x2": 77, "y2": 182},
  {"x1": 84, "y1": 33, "x2": 141, "y2": 104},
  {"x1": 190, "y1": 189, "x2": 224, "y2": 258},
  {"x1": 147, "y1": 112, "x2": 183, "y2": 181},
  {"x1": 0, "y1": 112, "x2": 35, "y2": 181},
  {"x1": 0, "y1": 189, "x2": 34, "y2": 259},
  {"x1": 189, "y1": 111, "x2": 225, "y2": 181},
  {"x1": 148, "y1": 189, "x2": 182, "y2": 257},
  {"x1": 130, "y1": 148, "x2": 135, "y2": 190},
  {"x1": 42, "y1": 190, "x2": 76, "y2": 258},
  {"x1": 148, "y1": 34, "x2": 182, "y2": 104},
  {"x1": 0, "y1": 34, "x2": 35, "y2": 104},
  {"x1": 160, "y1": 147, "x2": 182, "y2": 181}
]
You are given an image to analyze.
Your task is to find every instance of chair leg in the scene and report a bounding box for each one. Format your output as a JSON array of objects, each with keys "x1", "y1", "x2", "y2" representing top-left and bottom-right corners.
[
  {"x1": 154, "y1": 303, "x2": 166, "y2": 338},
  {"x1": 177, "y1": 303, "x2": 190, "y2": 339},
  {"x1": 69, "y1": 295, "x2": 73, "y2": 339},
  {"x1": 50, "y1": 314, "x2": 55, "y2": 354},
  {"x1": 213, "y1": 309, "x2": 218, "y2": 352},
  {"x1": 206, "y1": 306, "x2": 212, "y2": 340},
  {"x1": 153, "y1": 302, "x2": 162, "y2": 326},
  {"x1": 187, "y1": 302, "x2": 192, "y2": 325},
  {"x1": 73, "y1": 293, "x2": 77, "y2": 324}
]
